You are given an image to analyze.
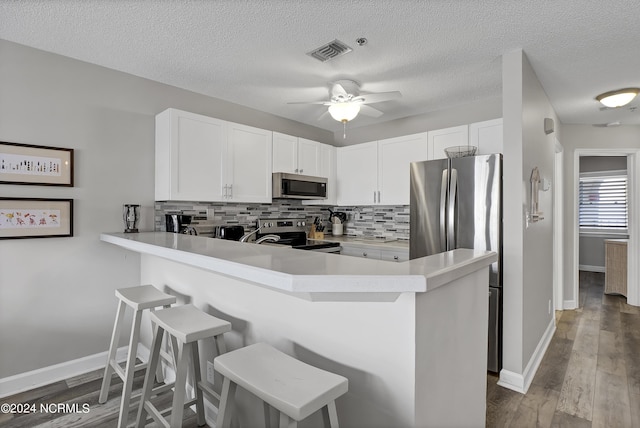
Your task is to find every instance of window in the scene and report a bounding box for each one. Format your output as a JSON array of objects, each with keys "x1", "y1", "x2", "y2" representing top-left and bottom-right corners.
[{"x1": 579, "y1": 170, "x2": 628, "y2": 229}]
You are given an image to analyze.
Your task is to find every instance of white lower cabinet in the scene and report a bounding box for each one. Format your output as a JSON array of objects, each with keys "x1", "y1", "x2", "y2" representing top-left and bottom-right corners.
[
  {"x1": 340, "y1": 245, "x2": 382, "y2": 259},
  {"x1": 155, "y1": 108, "x2": 272, "y2": 203},
  {"x1": 380, "y1": 249, "x2": 410, "y2": 262},
  {"x1": 340, "y1": 244, "x2": 409, "y2": 262}
]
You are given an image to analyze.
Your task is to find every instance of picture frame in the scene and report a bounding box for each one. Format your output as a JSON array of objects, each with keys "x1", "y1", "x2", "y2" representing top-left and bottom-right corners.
[
  {"x1": 0, "y1": 198, "x2": 73, "y2": 239},
  {"x1": 0, "y1": 141, "x2": 74, "y2": 186}
]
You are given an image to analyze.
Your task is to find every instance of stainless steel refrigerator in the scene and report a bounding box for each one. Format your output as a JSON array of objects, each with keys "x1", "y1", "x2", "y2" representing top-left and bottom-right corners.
[{"x1": 409, "y1": 154, "x2": 502, "y2": 372}]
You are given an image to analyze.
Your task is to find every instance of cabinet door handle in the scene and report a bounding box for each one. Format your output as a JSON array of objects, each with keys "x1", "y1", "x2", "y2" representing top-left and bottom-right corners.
[
  {"x1": 295, "y1": 168, "x2": 299, "y2": 173},
  {"x1": 228, "y1": 184, "x2": 233, "y2": 199},
  {"x1": 223, "y1": 185, "x2": 228, "y2": 198},
  {"x1": 378, "y1": 190, "x2": 381, "y2": 204},
  {"x1": 373, "y1": 191, "x2": 376, "y2": 203},
  {"x1": 363, "y1": 252, "x2": 368, "y2": 257},
  {"x1": 394, "y1": 255, "x2": 399, "y2": 261},
  {"x1": 300, "y1": 169, "x2": 303, "y2": 173}
]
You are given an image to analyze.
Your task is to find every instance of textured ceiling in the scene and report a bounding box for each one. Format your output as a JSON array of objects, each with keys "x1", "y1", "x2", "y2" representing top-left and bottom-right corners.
[{"x1": 2, "y1": 0, "x2": 640, "y2": 136}]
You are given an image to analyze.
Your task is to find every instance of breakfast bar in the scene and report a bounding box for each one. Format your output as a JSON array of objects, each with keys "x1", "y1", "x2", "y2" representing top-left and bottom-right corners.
[{"x1": 101, "y1": 232, "x2": 496, "y2": 427}]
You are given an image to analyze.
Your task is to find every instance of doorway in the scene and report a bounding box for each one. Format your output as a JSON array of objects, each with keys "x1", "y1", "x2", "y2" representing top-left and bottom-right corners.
[{"x1": 572, "y1": 149, "x2": 640, "y2": 308}]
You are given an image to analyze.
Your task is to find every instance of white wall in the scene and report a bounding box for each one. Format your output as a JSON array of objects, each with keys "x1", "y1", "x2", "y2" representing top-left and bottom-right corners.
[
  {"x1": 561, "y1": 124, "x2": 640, "y2": 306},
  {"x1": 0, "y1": 39, "x2": 332, "y2": 378},
  {"x1": 501, "y1": 49, "x2": 557, "y2": 389}
]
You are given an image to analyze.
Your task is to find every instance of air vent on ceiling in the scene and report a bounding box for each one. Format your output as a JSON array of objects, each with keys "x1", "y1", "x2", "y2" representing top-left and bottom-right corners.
[{"x1": 307, "y1": 39, "x2": 353, "y2": 62}]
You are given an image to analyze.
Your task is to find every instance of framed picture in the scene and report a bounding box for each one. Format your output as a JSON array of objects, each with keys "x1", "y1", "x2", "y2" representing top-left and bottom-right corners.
[
  {"x1": 0, "y1": 198, "x2": 73, "y2": 239},
  {"x1": 0, "y1": 141, "x2": 74, "y2": 186}
]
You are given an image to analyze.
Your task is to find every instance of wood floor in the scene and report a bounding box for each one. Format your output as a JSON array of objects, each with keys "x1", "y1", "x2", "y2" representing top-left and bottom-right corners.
[
  {"x1": 0, "y1": 363, "x2": 209, "y2": 427},
  {"x1": 487, "y1": 271, "x2": 640, "y2": 427},
  {"x1": 1, "y1": 271, "x2": 637, "y2": 427}
]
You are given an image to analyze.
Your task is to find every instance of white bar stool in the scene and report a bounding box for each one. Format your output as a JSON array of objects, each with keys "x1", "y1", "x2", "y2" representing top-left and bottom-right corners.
[
  {"x1": 135, "y1": 304, "x2": 231, "y2": 427},
  {"x1": 99, "y1": 284, "x2": 177, "y2": 428},
  {"x1": 215, "y1": 342, "x2": 348, "y2": 428}
]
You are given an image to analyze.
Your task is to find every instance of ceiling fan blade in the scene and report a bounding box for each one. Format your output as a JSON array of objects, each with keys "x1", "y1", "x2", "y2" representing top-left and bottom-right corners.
[
  {"x1": 359, "y1": 105, "x2": 384, "y2": 118},
  {"x1": 317, "y1": 110, "x2": 330, "y2": 121},
  {"x1": 332, "y1": 83, "x2": 349, "y2": 98},
  {"x1": 287, "y1": 100, "x2": 331, "y2": 105},
  {"x1": 358, "y1": 91, "x2": 402, "y2": 104}
]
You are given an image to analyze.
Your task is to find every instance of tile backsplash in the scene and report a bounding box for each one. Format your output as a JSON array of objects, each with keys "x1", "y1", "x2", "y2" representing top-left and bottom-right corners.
[{"x1": 155, "y1": 200, "x2": 410, "y2": 240}]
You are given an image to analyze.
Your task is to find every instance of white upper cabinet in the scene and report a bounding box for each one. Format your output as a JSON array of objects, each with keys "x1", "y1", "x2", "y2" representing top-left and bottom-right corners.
[
  {"x1": 337, "y1": 133, "x2": 428, "y2": 206},
  {"x1": 302, "y1": 143, "x2": 337, "y2": 206},
  {"x1": 337, "y1": 142, "x2": 378, "y2": 206},
  {"x1": 225, "y1": 122, "x2": 273, "y2": 203},
  {"x1": 155, "y1": 109, "x2": 226, "y2": 201},
  {"x1": 427, "y1": 125, "x2": 469, "y2": 160},
  {"x1": 272, "y1": 132, "x2": 298, "y2": 174},
  {"x1": 272, "y1": 132, "x2": 320, "y2": 176},
  {"x1": 469, "y1": 118, "x2": 503, "y2": 155},
  {"x1": 297, "y1": 138, "x2": 321, "y2": 176},
  {"x1": 378, "y1": 133, "x2": 428, "y2": 205},
  {"x1": 155, "y1": 108, "x2": 272, "y2": 203}
]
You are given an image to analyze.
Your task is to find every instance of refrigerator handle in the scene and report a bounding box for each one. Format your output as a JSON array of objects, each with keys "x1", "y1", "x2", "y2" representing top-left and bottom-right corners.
[
  {"x1": 440, "y1": 169, "x2": 448, "y2": 248},
  {"x1": 448, "y1": 168, "x2": 457, "y2": 250}
]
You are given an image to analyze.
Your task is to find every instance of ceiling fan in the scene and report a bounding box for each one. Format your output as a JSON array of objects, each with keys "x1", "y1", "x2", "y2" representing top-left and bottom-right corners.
[{"x1": 288, "y1": 79, "x2": 402, "y2": 137}]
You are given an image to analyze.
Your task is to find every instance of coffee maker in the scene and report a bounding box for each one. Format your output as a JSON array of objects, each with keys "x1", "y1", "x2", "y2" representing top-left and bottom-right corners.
[{"x1": 165, "y1": 214, "x2": 192, "y2": 233}]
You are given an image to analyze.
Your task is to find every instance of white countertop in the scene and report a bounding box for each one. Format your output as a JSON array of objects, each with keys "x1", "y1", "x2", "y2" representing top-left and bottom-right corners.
[{"x1": 101, "y1": 232, "x2": 496, "y2": 299}]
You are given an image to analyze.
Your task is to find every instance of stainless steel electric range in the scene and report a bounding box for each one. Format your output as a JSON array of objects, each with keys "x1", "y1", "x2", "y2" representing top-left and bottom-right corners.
[{"x1": 255, "y1": 218, "x2": 341, "y2": 253}]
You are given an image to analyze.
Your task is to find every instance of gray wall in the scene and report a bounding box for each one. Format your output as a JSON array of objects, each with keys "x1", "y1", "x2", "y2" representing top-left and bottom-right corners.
[
  {"x1": 335, "y1": 97, "x2": 502, "y2": 146},
  {"x1": 502, "y1": 49, "x2": 557, "y2": 377},
  {"x1": 578, "y1": 156, "x2": 628, "y2": 270},
  {"x1": 0, "y1": 39, "x2": 331, "y2": 378}
]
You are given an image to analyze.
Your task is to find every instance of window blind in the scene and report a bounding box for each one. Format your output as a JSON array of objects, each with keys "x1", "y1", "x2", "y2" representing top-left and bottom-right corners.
[{"x1": 579, "y1": 172, "x2": 628, "y2": 229}]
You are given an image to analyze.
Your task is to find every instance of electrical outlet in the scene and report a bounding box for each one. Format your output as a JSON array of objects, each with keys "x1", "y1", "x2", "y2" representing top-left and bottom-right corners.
[{"x1": 206, "y1": 361, "x2": 215, "y2": 385}]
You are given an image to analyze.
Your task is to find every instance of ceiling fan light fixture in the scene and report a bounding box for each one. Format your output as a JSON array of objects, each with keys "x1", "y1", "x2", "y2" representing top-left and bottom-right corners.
[
  {"x1": 596, "y1": 88, "x2": 639, "y2": 108},
  {"x1": 328, "y1": 102, "x2": 360, "y2": 122}
]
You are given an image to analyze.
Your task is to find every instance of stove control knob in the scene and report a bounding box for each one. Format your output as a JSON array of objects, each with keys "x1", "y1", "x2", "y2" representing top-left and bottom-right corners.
[
  {"x1": 301, "y1": 221, "x2": 306, "y2": 227},
  {"x1": 263, "y1": 222, "x2": 269, "y2": 228},
  {"x1": 268, "y1": 222, "x2": 274, "y2": 227}
]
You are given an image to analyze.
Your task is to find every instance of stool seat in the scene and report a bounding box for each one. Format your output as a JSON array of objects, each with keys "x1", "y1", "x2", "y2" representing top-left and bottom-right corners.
[
  {"x1": 215, "y1": 342, "x2": 348, "y2": 422},
  {"x1": 116, "y1": 284, "x2": 176, "y2": 311},
  {"x1": 150, "y1": 304, "x2": 232, "y2": 343}
]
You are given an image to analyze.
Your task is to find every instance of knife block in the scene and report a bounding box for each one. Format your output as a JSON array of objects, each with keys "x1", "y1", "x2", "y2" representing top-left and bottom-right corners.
[{"x1": 309, "y1": 225, "x2": 324, "y2": 240}]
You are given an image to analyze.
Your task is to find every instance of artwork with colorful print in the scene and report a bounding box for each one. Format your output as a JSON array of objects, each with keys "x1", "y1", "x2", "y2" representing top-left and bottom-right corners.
[{"x1": 0, "y1": 199, "x2": 73, "y2": 239}]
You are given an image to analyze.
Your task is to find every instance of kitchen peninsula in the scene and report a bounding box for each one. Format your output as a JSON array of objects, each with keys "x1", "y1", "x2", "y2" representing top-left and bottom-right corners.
[{"x1": 101, "y1": 232, "x2": 496, "y2": 427}]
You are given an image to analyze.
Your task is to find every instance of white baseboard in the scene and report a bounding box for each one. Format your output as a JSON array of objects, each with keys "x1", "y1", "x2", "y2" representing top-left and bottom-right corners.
[
  {"x1": 497, "y1": 317, "x2": 556, "y2": 394},
  {"x1": 563, "y1": 299, "x2": 578, "y2": 310},
  {"x1": 579, "y1": 265, "x2": 605, "y2": 273},
  {"x1": 0, "y1": 347, "x2": 128, "y2": 399}
]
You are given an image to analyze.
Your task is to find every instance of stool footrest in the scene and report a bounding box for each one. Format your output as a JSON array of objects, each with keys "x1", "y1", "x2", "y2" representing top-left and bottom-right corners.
[
  {"x1": 143, "y1": 401, "x2": 171, "y2": 428},
  {"x1": 151, "y1": 382, "x2": 175, "y2": 396},
  {"x1": 197, "y1": 380, "x2": 221, "y2": 404}
]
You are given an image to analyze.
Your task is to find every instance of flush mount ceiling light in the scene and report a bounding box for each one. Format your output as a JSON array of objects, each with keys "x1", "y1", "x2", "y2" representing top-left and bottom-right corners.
[{"x1": 596, "y1": 88, "x2": 639, "y2": 108}]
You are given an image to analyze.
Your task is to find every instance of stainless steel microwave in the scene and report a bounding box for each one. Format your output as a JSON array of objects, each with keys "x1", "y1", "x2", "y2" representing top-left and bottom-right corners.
[{"x1": 272, "y1": 172, "x2": 327, "y2": 200}]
